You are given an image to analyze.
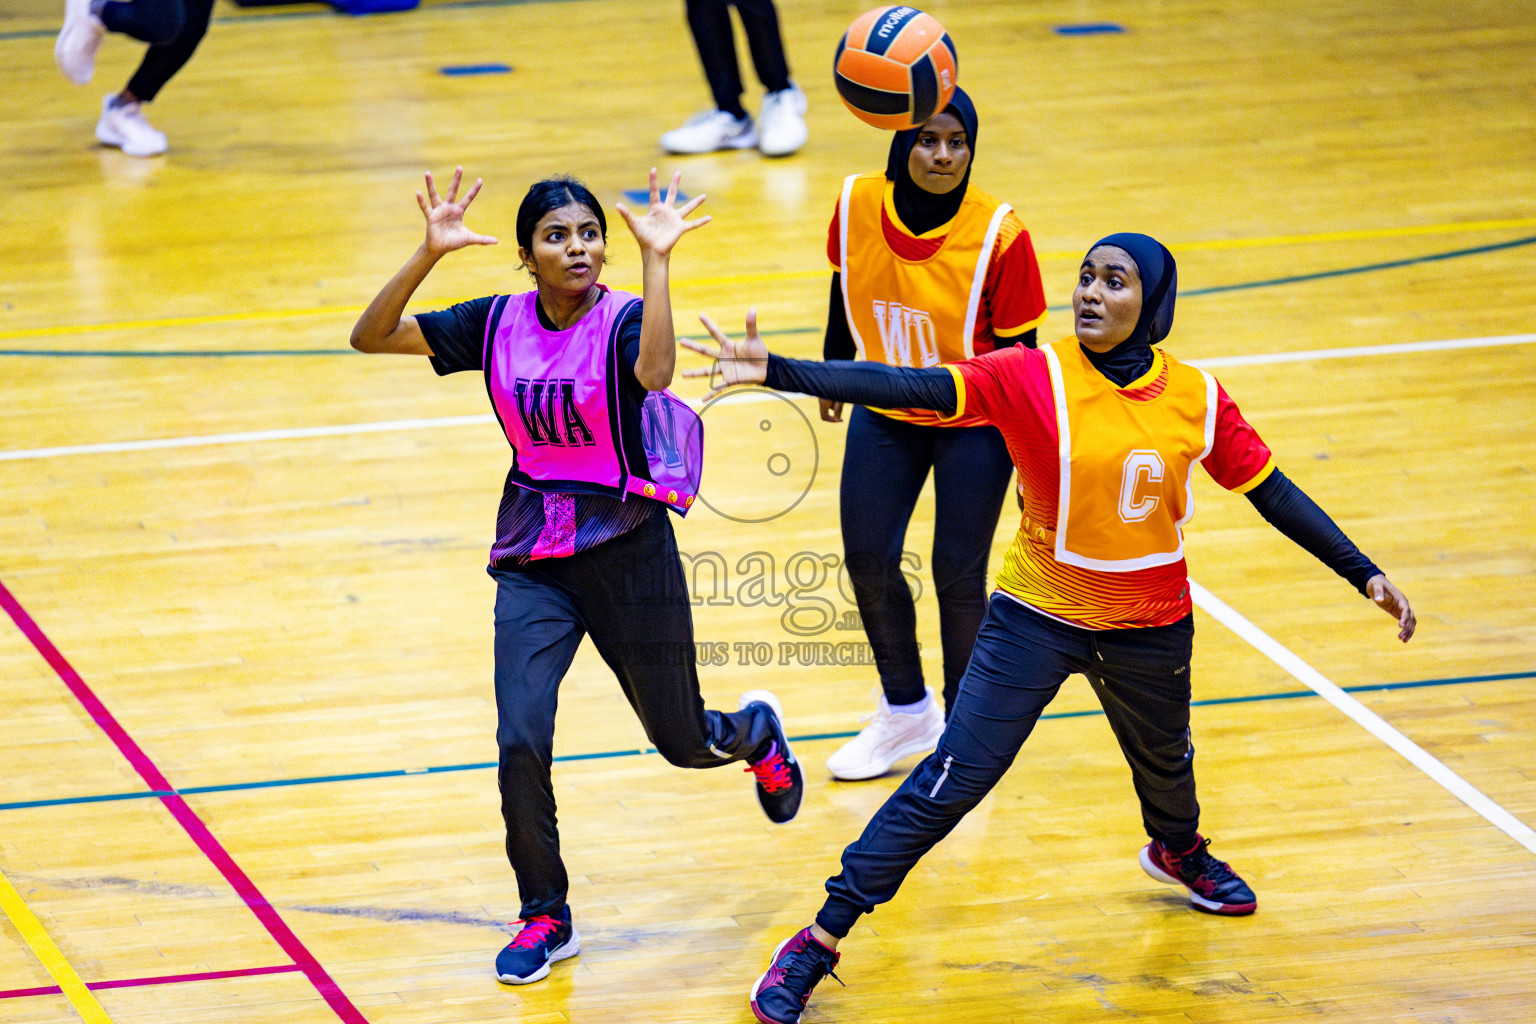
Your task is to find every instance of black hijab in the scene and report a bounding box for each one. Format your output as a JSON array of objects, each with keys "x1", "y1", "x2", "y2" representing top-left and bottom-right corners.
[
  {"x1": 1080, "y1": 232, "x2": 1178, "y2": 387},
  {"x1": 884, "y1": 87, "x2": 978, "y2": 236}
]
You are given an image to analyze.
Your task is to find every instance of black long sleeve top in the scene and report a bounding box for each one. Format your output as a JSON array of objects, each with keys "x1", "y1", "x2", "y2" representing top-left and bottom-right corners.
[{"x1": 765, "y1": 353, "x2": 1381, "y2": 595}]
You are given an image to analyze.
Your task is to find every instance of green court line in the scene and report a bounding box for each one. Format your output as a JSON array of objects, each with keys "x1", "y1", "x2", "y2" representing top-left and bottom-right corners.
[
  {"x1": 5, "y1": 233, "x2": 1533, "y2": 357},
  {"x1": 3, "y1": 670, "x2": 1529, "y2": 813}
]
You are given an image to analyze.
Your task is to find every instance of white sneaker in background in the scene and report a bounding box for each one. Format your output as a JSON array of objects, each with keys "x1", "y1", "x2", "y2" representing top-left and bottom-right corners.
[
  {"x1": 660, "y1": 109, "x2": 757, "y2": 154},
  {"x1": 756, "y1": 84, "x2": 807, "y2": 157},
  {"x1": 825, "y1": 688, "x2": 945, "y2": 781},
  {"x1": 55, "y1": 0, "x2": 106, "y2": 85},
  {"x1": 96, "y1": 94, "x2": 168, "y2": 157}
]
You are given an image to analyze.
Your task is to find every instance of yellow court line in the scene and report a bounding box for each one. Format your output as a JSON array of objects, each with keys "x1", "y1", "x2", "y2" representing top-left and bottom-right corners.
[
  {"x1": 0, "y1": 868, "x2": 115, "y2": 1022},
  {"x1": 3, "y1": 216, "x2": 1534, "y2": 343}
]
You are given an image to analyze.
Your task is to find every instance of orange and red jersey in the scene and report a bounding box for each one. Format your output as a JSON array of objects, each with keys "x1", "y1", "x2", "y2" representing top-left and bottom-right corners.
[
  {"x1": 948, "y1": 339, "x2": 1276, "y2": 629},
  {"x1": 827, "y1": 172, "x2": 1048, "y2": 426}
]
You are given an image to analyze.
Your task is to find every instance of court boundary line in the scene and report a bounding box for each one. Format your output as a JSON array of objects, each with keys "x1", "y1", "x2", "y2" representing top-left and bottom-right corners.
[
  {"x1": 0, "y1": 579, "x2": 370, "y2": 1024},
  {"x1": 0, "y1": 868, "x2": 114, "y2": 1021},
  {"x1": 1189, "y1": 580, "x2": 1536, "y2": 855},
  {"x1": 0, "y1": 332, "x2": 1531, "y2": 464},
  {"x1": 0, "y1": 964, "x2": 303, "y2": 1002},
  {"x1": 3, "y1": 669, "x2": 1528, "y2": 814}
]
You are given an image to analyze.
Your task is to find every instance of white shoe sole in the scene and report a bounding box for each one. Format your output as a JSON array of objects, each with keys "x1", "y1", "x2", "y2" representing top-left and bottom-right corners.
[{"x1": 495, "y1": 931, "x2": 581, "y2": 985}]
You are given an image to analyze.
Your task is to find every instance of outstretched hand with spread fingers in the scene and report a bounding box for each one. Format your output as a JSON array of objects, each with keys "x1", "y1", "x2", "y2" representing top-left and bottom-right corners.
[
  {"x1": 680, "y1": 308, "x2": 771, "y2": 396},
  {"x1": 418, "y1": 167, "x2": 498, "y2": 257},
  {"x1": 1364, "y1": 574, "x2": 1416, "y2": 642},
  {"x1": 615, "y1": 168, "x2": 711, "y2": 258}
]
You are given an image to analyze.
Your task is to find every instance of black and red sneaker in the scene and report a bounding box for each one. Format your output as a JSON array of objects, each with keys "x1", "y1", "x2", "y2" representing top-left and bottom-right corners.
[
  {"x1": 1140, "y1": 835, "x2": 1257, "y2": 915},
  {"x1": 739, "y1": 690, "x2": 804, "y2": 824},
  {"x1": 749, "y1": 926, "x2": 843, "y2": 1024},
  {"x1": 494, "y1": 905, "x2": 580, "y2": 984}
]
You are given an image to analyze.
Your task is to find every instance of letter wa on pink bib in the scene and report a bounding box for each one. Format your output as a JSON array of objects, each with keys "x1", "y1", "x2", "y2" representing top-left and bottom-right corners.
[{"x1": 484, "y1": 288, "x2": 703, "y2": 514}]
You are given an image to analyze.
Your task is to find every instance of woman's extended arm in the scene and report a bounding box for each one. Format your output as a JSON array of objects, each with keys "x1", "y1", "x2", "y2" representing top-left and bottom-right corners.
[
  {"x1": 768, "y1": 354, "x2": 958, "y2": 412},
  {"x1": 351, "y1": 167, "x2": 498, "y2": 355},
  {"x1": 1246, "y1": 469, "x2": 1416, "y2": 641},
  {"x1": 614, "y1": 169, "x2": 711, "y2": 392},
  {"x1": 682, "y1": 310, "x2": 958, "y2": 413}
]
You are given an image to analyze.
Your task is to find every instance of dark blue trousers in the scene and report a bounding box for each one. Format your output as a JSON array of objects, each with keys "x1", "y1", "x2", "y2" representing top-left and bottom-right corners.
[
  {"x1": 489, "y1": 512, "x2": 777, "y2": 920},
  {"x1": 839, "y1": 406, "x2": 1015, "y2": 711},
  {"x1": 817, "y1": 594, "x2": 1201, "y2": 937}
]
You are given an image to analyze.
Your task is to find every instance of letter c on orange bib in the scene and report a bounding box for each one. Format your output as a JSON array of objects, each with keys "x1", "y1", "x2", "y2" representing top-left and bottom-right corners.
[
  {"x1": 834, "y1": 6, "x2": 958, "y2": 130},
  {"x1": 1119, "y1": 450, "x2": 1165, "y2": 523}
]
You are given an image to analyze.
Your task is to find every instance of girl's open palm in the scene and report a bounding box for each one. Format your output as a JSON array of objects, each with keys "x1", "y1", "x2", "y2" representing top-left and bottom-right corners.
[
  {"x1": 418, "y1": 167, "x2": 498, "y2": 256},
  {"x1": 615, "y1": 168, "x2": 711, "y2": 258},
  {"x1": 680, "y1": 308, "x2": 771, "y2": 394}
]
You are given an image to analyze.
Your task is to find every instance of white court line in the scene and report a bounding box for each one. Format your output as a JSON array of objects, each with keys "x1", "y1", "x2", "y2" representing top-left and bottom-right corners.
[
  {"x1": 0, "y1": 415, "x2": 498, "y2": 462},
  {"x1": 1188, "y1": 332, "x2": 1536, "y2": 368},
  {"x1": 1190, "y1": 579, "x2": 1536, "y2": 856},
  {"x1": 2, "y1": 332, "x2": 1533, "y2": 464},
  {"x1": 0, "y1": 392, "x2": 791, "y2": 463}
]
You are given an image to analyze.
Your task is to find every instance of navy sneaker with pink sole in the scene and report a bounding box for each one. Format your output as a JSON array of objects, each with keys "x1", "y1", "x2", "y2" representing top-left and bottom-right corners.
[
  {"x1": 1140, "y1": 835, "x2": 1257, "y2": 915},
  {"x1": 749, "y1": 926, "x2": 842, "y2": 1024}
]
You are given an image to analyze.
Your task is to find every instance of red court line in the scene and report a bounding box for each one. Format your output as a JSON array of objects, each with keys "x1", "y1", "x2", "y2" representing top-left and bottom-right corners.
[
  {"x1": 0, "y1": 579, "x2": 368, "y2": 1024},
  {"x1": 0, "y1": 963, "x2": 304, "y2": 1000}
]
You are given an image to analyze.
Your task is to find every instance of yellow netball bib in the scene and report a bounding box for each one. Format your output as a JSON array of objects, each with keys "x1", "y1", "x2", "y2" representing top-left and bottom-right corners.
[
  {"x1": 839, "y1": 172, "x2": 1012, "y2": 425},
  {"x1": 1042, "y1": 339, "x2": 1216, "y2": 571}
]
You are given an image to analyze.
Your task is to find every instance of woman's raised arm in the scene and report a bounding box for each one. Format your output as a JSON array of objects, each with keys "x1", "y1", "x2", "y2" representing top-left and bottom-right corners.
[{"x1": 351, "y1": 167, "x2": 498, "y2": 355}]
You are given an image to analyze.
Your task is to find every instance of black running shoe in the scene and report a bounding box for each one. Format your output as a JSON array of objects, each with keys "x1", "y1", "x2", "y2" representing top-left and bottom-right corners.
[
  {"x1": 739, "y1": 689, "x2": 804, "y2": 824},
  {"x1": 494, "y1": 905, "x2": 580, "y2": 984},
  {"x1": 749, "y1": 926, "x2": 843, "y2": 1024},
  {"x1": 1140, "y1": 835, "x2": 1257, "y2": 915}
]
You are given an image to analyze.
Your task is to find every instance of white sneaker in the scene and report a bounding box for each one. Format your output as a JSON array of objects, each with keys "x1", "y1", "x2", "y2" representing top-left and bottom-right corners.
[
  {"x1": 55, "y1": 0, "x2": 106, "y2": 85},
  {"x1": 96, "y1": 94, "x2": 168, "y2": 158},
  {"x1": 660, "y1": 109, "x2": 757, "y2": 154},
  {"x1": 825, "y1": 689, "x2": 945, "y2": 781},
  {"x1": 756, "y1": 84, "x2": 807, "y2": 157}
]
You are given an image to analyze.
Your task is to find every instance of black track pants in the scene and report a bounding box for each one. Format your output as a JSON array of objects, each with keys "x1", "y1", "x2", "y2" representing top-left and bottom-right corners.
[
  {"x1": 489, "y1": 512, "x2": 778, "y2": 920},
  {"x1": 684, "y1": 0, "x2": 792, "y2": 117},
  {"x1": 99, "y1": 0, "x2": 216, "y2": 102},
  {"x1": 839, "y1": 406, "x2": 1014, "y2": 711},
  {"x1": 816, "y1": 594, "x2": 1201, "y2": 937}
]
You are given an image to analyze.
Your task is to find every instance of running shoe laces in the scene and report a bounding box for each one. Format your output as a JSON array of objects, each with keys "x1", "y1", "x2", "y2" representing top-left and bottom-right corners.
[
  {"x1": 746, "y1": 741, "x2": 794, "y2": 793},
  {"x1": 781, "y1": 940, "x2": 844, "y2": 992},
  {"x1": 508, "y1": 915, "x2": 560, "y2": 949},
  {"x1": 1179, "y1": 838, "x2": 1238, "y2": 884}
]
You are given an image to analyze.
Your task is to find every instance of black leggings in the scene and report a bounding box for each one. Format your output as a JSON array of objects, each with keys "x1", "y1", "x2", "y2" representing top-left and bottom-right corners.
[
  {"x1": 684, "y1": 0, "x2": 792, "y2": 118},
  {"x1": 488, "y1": 512, "x2": 778, "y2": 920},
  {"x1": 817, "y1": 596, "x2": 1201, "y2": 937},
  {"x1": 840, "y1": 406, "x2": 1014, "y2": 712},
  {"x1": 99, "y1": 0, "x2": 215, "y2": 102}
]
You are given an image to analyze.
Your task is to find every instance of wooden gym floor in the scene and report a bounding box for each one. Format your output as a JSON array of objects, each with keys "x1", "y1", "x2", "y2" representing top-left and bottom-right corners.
[{"x1": 1, "y1": 0, "x2": 1534, "y2": 1021}]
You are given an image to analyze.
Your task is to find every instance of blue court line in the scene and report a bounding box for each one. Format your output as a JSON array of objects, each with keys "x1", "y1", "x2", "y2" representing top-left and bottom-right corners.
[
  {"x1": 6, "y1": 233, "x2": 1533, "y2": 358},
  {"x1": 1054, "y1": 24, "x2": 1125, "y2": 35},
  {"x1": 3, "y1": 669, "x2": 1529, "y2": 813},
  {"x1": 440, "y1": 63, "x2": 511, "y2": 76}
]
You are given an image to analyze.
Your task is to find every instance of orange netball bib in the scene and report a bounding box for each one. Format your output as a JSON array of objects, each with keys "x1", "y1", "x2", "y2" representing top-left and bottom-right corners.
[
  {"x1": 839, "y1": 172, "x2": 1012, "y2": 425},
  {"x1": 1042, "y1": 339, "x2": 1216, "y2": 571}
]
